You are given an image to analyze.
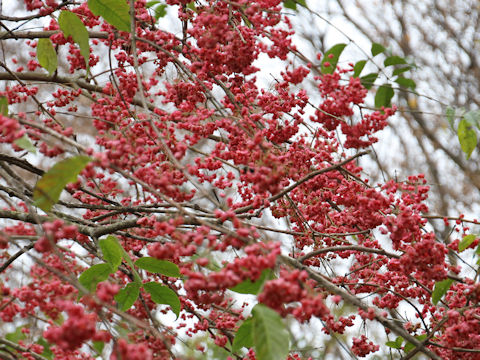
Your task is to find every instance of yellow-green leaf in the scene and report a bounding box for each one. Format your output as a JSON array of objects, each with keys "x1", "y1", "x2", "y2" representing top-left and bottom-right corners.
[
  {"x1": 58, "y1": 11, "x2": 90, "y2": 69},
  {"x1": 0, "y1": 96, "x2": 8, "y2": 116},
  {"x1": 458, "y1": 118, "x2": 477, "y2": 159},
  {"x1": 88, "y1": 0, "x2": 130, "y2": 32},
  {"x1": 230, "y1": 269, "x2": 274, "y2": 295},
  {"x1": 320, "y1": 43, "x2": 347, "y2": 74},
  {"x1": 79, "y1": 263, "x2": 113, "y2": 293},
  {"x1": 115, "y1": 281, "x2": 140, "y2": 311},
  {"x1": 232, "y1": 317, "x2": 254, "y2": 352},
  {"x1": 33, "y1": 155, "x2": 91, "y2": 212},
  {"x1": 14, "y1": 135, "x2": 36, "y2": 154},
  {"x1": 99, "y1": 235, "x2": 123, "y2": 270},
  {"x1": 432, "y1": 278, "x2": 453, "y2": 305},
  {"x1": 458, "y1": 234, "x2": 476, "y2": 252},
  {"x1": 251, "y1": 304, "x2": 290, "y2": 360},
  {"x1": 143, "y1": 282, "x2": 180, "y2": 317},
  {"x1": 135, "y1": 257, "x2": 180, "y2": 277},
  {"x1": 37, "y1": 38, "x2": 57, "y2": 75}
]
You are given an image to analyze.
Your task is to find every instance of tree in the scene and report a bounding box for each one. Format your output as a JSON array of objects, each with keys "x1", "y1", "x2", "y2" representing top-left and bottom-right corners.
[
  {"x1": 297, "y1": 0, "x2": 480, "y2": 241},
  {"x1": 0, "y1": 1, "x2": 478, "y2": 359}
]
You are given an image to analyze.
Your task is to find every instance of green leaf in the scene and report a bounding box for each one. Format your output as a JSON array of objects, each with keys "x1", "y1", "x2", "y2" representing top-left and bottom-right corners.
[
  {"x1": 33, "y1": 155, "x2": 91, "y2": 212},
  {"x1": 384, "y1": 55, "x2": 408, "y2": 67},
  {"x1": 92, "y1": 340, "x2": 105, "y2": 355},
  {"x1": 283, "y1": 0, "x2": 298, "y2": 10},
  {"x1": 78, "y1": 263, "x2": 113, "y2": 293},
  {"x1": 352, "y1": 60, "x2": 367, "y2": 78},
  {"x1": 360, "y1": 72, "x2": 378, "y2": 89},
  {"x1": 143, "y1": 282, "x2": 181, "y2": 318},
  {"x1": 14, "y1": 135, "x2": 36, "y2": 154},
  {"x1": 99, "y1": 235, "x2": 123, "y2": 271},
  {"x1": 232, "y1": 317, "x2": 254, "y2": 352},
  {"x1": 37, "y1": 38, "x2": 57, "y2": 75},
  {"x1": 88, "y1": 0, "x2": 130, "y2": 32},
  {"x1": 146, "y1": 0, "x2": 160, "y2": 7},
  {"x1": 371, "y1": 43, "x2": 386, "y2": 57},
  {"x1": 115, "y1": 281, "x2": 141, "y2": 311},
  {"x1": 458, "y1": 234, "x2": 477, "y2": 252},
  {"x1": 153, "y1": 4, "x2": 167, "y2": 19},
  {"x1": 251, "y1": 304, "x2": 290, "y2": 360},
  {"x1": 457, "y1": 118, "x2": 477, "y2": 159},
  {"x1": 404, "y1": 334, "x2": 427, "y2": 353},
  {"x1": 37, "y1": 337, "x2": 53, "y2": 360},
  {"x1": 386, "y1": 336, "x2": 403, "y2": 349},
  {"x1": 375, "y1": 84, "x2": 394, "y2": 108},
  {"x1": 230, "y1": 269, "x2": 274, "y2": 295},
  {"x1": 464, "y1": 110, "x2": 480, "y2": 129},
  {"x1": 186, "y1": 1, "x2": 196, "y2": 11},
  {"x1": 392, "y1": 66, "x2": 412, "y2": 76},
  {"x1": 394, "y1": 76, "x2": 416, "y2": 90},
  {"x1": 320, "y1": 43, "x2": 347, "y2": 74},
  {"x1": 135, "y1": 257, "x2": 180, "y2": 277},
  {"x1": 432, "y1": 278, "x2": 453, "y2": 305},
  {"x1": 6, "y1": 326, "x2": 27, "y2": 343},
  {"x1": 446, "y1": 106, "x2": 456, "y2": 129},
  {"x1": 58, "y1": 11, "x2": 90, "y2": 69},
  {"x1": 0, "y1": 96, "x2": 8, "y2": 116}
]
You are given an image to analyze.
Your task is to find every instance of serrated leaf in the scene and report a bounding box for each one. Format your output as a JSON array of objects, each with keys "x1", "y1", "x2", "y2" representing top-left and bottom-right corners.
[
  {"x1": 375, "y1": 84, "x2": 394, "y2": 108},
  {"x1": 360, "y1": 72, "x2": 378, "y2": 89},
  {"x1": 115, "y1": 281, "x2": 140, "y2": 311},
  {"x1": 135, "y1": 257, "x2": 180, "y2": 277},
  {"x1": 251, "y1": 304, "x2": 290, "y2": 360},
  {"x1": 446, "y1": 106, "x2": 456, "y2": 129},
  {"x1": 230, "y1": 268, "x2": 274, "y2": 295},
  {"x1": 33, "y1": 156, "x2": 91, "y2": 212},
  {"x1": 432, "y1": 278, "x2": 453, "y2": 305},
  {"x1": 371, "y1": 43, "x2": 386, "y2": 57},
  {"x1": 143, "y1": 282, "x2": 181, "y2": 317},
  {"x1": 232, "y1": 317, "x2": 254, "y2": 352},
  {"x1": 88, "y1": 0, "x2": 130, "y2": 32},
  {"x1": 0, "y1": 96, "x2": 8, "y2": 116},
  {"x1": 395, "y1": 76, "x2": 416, "y2": 90},
  {"x1": 458, "y1": 234, "x2": 477, "y2": 252},
  {"x1": 353, "y1": 60, "x2": 367, "y2": 78},
  {"x1": 58, "y1": 11, "x2": 90, "y2": 69},
  {"x1": 78, "y1": 263, "x2": 113, "y2": 293},
  {"x1": 99, "y1": 235, "x2": 123, "y2": 270},
  {"x1": 384, "y1": 55, "x2": 408, "y2": 67},
  {"x1": 37, "y1": 38, "x2": 57, "y2": 75},
  {"x1": 457, "y1": 118, "x2": 477, "y2": 159},
  {"x1": 14, "y1": 135, "x2": 36, "y2": 154},
  {"x1": 320, "y1": 43, "x2": 347, "y2": 74}
]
